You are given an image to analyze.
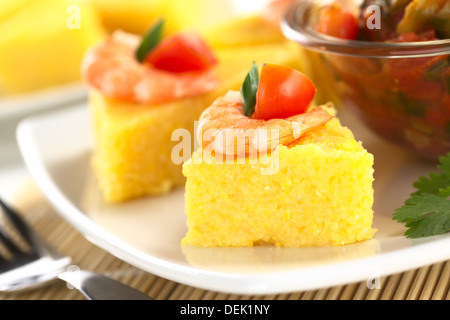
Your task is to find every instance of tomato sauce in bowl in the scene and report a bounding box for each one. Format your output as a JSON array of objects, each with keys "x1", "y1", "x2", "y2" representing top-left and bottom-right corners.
[{"x1": 282, "y1": 0, "x2": 450, "y2": 160}]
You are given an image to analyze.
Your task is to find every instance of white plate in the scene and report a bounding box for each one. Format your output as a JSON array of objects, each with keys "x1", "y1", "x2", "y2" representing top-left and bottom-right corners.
[
  {"x1": 16, "y1": 103, "x2": 450, "y2": 295},
  {"x1": 0, "y1": 82, "x2": 87, "y2": 120}
]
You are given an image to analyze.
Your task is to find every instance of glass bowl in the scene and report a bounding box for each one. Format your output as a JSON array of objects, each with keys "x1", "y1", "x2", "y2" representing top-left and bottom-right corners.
[{"x1": 282, "y1": 0, "x2": 450, "y2": 160}]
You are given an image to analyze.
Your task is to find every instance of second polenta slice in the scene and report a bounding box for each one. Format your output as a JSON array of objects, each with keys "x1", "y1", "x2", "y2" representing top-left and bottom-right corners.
[{"x1": 182, "y1": 64, "x2": 375, "y2": 247}]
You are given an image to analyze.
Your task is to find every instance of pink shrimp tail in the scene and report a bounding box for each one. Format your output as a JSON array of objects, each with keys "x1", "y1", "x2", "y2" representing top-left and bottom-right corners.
[{"x1": 82, "y1": 30, "x2": 219, "y2": 104}]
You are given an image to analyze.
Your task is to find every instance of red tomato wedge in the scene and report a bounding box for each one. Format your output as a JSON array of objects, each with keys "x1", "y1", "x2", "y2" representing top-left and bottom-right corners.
[
  {"x1": 254, "y1": 63, "x2": 316, "y2": 120},
  {"x1": 315, "y1": 3, "x2": 359, "y2": 40},
  {"x1": 146, "y1": 33, "x2": 217, "y2": 73}
]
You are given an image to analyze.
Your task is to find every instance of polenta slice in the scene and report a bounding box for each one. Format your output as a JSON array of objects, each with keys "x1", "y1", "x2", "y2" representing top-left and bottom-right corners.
[
  {"x1": 182, "y1": 117, "x2": 375, "y2": 247},
  {"x1": 182, "y1": 65, "x2": 375, "y2": 247},
  {"x1": 0, "y1": 0, "x2": 104, "y2": 95},
  {"x1": 90, "y1": 0, "x2": 234, "y2": 35}
]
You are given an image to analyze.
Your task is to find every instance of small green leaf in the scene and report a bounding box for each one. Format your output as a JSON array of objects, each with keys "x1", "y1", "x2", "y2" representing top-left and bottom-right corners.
[
  {"x1": 394, "y1": 193, "x2": 450, "y2": 223},
  {"x1": 438, "y1": 152, "x2": 450, "y2": 173},
  {"x1": 404, "y1": 211, "x2": 450, "y2": 238},
  {"x1": 438, "y1": 186, "x2": 450, "y2": 198},
  {"x1": 393, "y1": 193, "x2": 450, "y2": 238},
  {"x1": 393, "y1": 152, "x2": 450, "y2": 238},
  {"x1": 412, "y1": 172, "x2": 450, "y2": 196},
  {"x1": 412, "y1": 152, "x2": 450, "y2": 196},
  {"x1": 241, "y1": 62, "x2": 259, "y2": 117},
  {"x1": 135, "y1": 19, "x2": 165, "y2": 63}
]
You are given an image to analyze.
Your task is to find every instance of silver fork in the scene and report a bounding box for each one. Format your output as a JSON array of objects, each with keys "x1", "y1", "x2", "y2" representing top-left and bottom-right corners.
[{"x1": 0, "y1": 198, "x2": 152, "y2": 300}]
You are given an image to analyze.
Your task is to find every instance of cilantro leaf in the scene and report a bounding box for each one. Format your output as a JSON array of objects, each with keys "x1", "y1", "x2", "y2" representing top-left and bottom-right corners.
[
  {"x1": 412, "y1": 172, "x2": 450, "y2": 196},
  {"x1": 437, "y1": 152, "x2": 450, "y2": 172},
  {"x1": 393, "y1": 193, "x2": 450, "y2": 238},
  {"x1": 412, "y1": 153, "x2": 450, "y2": 196},
  {"x1": 135, "y1": 19, "x2": 165, "y2": 63},
  {"x1": 241, "y1": 62, "x2": 259, "y2": 117},
  {"x1": 438, "y1": 186, "x2": 450, "y2": 198},
  {"x1": 393, "y1": 152, "x2": 450, "y2": 238}
]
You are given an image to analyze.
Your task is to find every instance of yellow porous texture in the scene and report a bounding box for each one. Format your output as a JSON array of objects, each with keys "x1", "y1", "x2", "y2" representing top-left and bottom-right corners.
[
  {"x1": 182, "y1": 116, "x2": 376, "y2": 247},
  {"x1": 90, "y1": 90, "x2": 212, "y2": 203}
]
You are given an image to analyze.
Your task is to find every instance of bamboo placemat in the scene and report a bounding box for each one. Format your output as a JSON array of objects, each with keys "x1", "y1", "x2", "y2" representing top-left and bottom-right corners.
[{"x1": 1, "y1": 179, "x2": 448, "y2": 300}]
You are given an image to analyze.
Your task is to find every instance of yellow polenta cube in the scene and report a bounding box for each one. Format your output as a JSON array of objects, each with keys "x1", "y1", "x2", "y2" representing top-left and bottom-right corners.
[
  {"x1": 89, "y1": 89, "x2": 215, "y2": 202},
  {"x1": 90, "y1": 0, "x2": 233, "y2": 35},
  {"x1": 201, "y1": 14, "x2": 286, "y2": 49},
  {"x1": 0, "y1": 0, "x2": 104, "y2": 95},
  {"x1": 89, "y1": 41, "x2": 302, "y2": 203},
  {"x1": 182, "y1": 115, "x2": 375, "y2": 247}
]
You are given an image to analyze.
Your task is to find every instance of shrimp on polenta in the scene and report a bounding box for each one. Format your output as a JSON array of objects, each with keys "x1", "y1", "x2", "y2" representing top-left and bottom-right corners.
[
  {"x1": 182, "y1": 64, "x2": 375, "y2": 248},
  {"x1": 197, "y1": 63, "x2": 333, "y2": 157},
  {"x1": 82, "y1": 24, "x2": 218, "y2": 104},
  {"x1": 197, "y1": 91, "x2": 333, "y2": 157}
]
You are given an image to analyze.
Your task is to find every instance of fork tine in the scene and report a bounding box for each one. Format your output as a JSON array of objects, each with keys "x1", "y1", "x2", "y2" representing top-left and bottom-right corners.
[
  {"x1": 0, "y1": 231, "x2": 39, "y2": 273},
  {"x1": 0, "y1": 250, "x2": 38, "y2": 273},
  {"x1": 0, "y1": 199, "x2": 41, "y2": 273},
  {"x1": 0, "y1": 199, "x2": 38, "y2": 253},
  {"x1": 0, "y1": 229, "x2": 23, "y2": 256}
]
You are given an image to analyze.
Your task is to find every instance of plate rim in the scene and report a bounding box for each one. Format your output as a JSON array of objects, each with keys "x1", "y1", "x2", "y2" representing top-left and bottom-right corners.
[
  {"x1": 15, "y1": 104, "x2": 450, "y2": 295},
  {"x1": 0, "y1": 82, "x2": 87, "y2": 120}
]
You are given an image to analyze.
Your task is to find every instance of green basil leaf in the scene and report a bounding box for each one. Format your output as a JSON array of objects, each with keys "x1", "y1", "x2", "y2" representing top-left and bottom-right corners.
[
  {"x1": 135, "y1": 19, "x2": 165, "y2": 63},
  {"x1": 241, "y1": 62, "x2": 259, "y2": 117}
]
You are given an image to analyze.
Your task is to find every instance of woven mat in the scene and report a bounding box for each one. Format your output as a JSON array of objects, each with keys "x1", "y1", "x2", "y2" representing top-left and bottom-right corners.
[{"x1": 1, "y1": 179, "x2": 448, "y2": 300}]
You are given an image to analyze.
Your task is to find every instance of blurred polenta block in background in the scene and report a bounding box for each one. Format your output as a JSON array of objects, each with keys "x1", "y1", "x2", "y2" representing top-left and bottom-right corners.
[
  {"x1": 201, "y1": 14, "x2": 286, "y2": 48},
  {"x1": 0, "y1": 0, "x2": 294, "y2": 97},
  {"x1": 0, "y1": 0, "x2": 104, "y2": 95},
  {"x1": 89, "y1": 0, "x2": 285, "y2": 46},
  {"x1": 90, "y1": 0, "x2": 235, "y2": 35}
]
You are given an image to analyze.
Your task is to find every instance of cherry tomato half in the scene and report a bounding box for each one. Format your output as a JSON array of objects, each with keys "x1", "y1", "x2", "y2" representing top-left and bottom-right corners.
[
  {"x1": 254, "y1": 63, "x2": 316, "y2": 120},
  {"x1": 146, "y1": 33, "x2": 217, "y2": 73},
  {"x1": 315, "y1": 4, "x2": 359, "y2": 40}
]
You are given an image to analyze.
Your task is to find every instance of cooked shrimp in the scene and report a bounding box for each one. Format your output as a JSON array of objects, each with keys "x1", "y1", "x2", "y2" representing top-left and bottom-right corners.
[
  {"x1": 197, "y1": 91, "x2": 334, "y2": 157},
  {"x1": 81, "y1": 30, "x2": 218, "y2": 104}
]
